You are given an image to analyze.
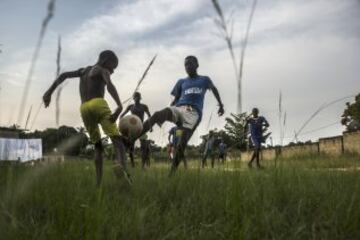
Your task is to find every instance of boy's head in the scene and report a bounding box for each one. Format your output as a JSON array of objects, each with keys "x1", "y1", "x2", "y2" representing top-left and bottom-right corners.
[
  {"x1": 133, "y1": 92, "x2": 141, "y2": 103},
  {"x1": 184, "y1": 55, "x2": 199, "y2": 77},
  {"x1": 252, "y1": 108, "x2": 259, "y2": 117},
  {"x1": 98, "y1": 50, "x2": 118, "y2": 74}
]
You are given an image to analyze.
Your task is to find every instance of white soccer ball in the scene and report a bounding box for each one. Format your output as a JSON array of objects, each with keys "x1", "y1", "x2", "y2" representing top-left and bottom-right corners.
[{"x1": 119, "y1": 114, "x2": 143, "y2": 140}]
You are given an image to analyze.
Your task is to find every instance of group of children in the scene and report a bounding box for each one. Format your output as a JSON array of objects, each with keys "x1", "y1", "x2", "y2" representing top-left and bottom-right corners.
[{"x1": 43, "y1": 50, "x2": 269, "y2": 185}]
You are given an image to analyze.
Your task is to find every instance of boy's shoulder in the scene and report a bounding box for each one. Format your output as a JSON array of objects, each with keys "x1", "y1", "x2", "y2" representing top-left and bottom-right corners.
[
  {"x1": 198, "y1": 75, "x2": 211, "y2": 80},
  {"x1": 90, "y1": 65, "x2": 110, "y2": 76}
]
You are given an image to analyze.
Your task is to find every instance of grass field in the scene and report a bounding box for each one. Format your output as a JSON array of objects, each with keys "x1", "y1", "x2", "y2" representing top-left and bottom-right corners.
[{"x1": 1, "y1": 155, "x2": 360, "y2": 240}]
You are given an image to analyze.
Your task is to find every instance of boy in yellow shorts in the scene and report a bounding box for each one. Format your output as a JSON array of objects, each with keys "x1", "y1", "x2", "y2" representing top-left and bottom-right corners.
[{"x1": 43, "y1": 50, "x2": 131, "y2": 186}]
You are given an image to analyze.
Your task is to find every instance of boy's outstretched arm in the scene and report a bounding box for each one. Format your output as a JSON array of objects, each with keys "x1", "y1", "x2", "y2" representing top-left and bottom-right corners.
[
  {"x1": 210, "y1": 85, "x2": 224, "y2": 116},
  {"x1": 101, "y1": 69, "x2": 123, "y2": 122},
  {"x1": 170, "y1": 95, "x2": 179, "y2": 106},
  {"x1": 43, "y1": 70, "x2": 81, "y2": 107},
  {"x1": 145, "y1": 105, "x2": 151, "y2": 118}
]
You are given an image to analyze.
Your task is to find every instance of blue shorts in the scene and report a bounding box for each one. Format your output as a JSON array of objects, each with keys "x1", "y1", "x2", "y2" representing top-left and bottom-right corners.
[{"x1": 251, "y1": 136, "x2": 262, "y2": 149}]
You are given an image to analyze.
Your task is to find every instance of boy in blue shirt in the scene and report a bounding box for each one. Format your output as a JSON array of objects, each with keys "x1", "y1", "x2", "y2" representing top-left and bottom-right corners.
[
  {"x1": 246, "y1": 108, "x2": 269, "y2": 168},
  {"x1": 140, "y1": 56, "x2": 224, "y2": 175},
  {"x1": 218, "y1": 139, "x2": 227, "y2": 163}
]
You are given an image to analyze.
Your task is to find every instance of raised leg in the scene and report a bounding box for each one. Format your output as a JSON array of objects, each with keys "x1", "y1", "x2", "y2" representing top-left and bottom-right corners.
[{"x1": 142, "y1": 108, "x2": 174, "y2": 136}]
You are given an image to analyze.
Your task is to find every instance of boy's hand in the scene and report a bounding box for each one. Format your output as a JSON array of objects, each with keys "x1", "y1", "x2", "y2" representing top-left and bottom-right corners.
[
  {"x1": 218, "y1": 105, "x2": 225, "y2": 116},
  {"x1": 109, "y1": 106, "x2": 122, "y2": 123},
  {"x1": 43, "y1": 91, "x2": 52, "y2": 107}
]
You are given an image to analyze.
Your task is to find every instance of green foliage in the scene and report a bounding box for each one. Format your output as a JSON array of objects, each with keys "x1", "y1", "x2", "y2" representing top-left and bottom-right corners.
[
  {"x1": 342, "y1": 94, "x2": 360, "y2": 131},
  {"x1": 343, "y1": 93, "x2": 360, "y2": 122},
  {"x1": 224, "y1": 113, "x2": 248, "y2": 150}
]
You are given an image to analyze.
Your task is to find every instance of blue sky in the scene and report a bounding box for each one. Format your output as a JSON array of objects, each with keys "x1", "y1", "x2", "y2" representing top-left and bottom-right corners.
[{"x1": 0, "y1": 0, "x2": 359, "y2": 146}]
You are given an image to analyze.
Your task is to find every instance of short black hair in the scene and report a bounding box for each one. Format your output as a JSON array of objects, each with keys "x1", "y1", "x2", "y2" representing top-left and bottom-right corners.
[
  {"x1": 133, "y1": 92, "x2": 141, "y2": 98},
  {"x1": 252, "y1": 108, "x2": 259, "y2": 113},
  {"x1": 98, "y1": 50, "x2": 118, "y2": 67},
  {"x1": 185, "y1": 55, "x2": 198, "y2": 64}
]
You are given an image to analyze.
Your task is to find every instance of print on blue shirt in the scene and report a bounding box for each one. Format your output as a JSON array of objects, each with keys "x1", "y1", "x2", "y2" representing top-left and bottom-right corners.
[
  {"x1": 248, "y1": 116, "x2": 269, "y2": 139},
  {"x1": 171, "y1": 75, "x2": 213, "y2": 117}
]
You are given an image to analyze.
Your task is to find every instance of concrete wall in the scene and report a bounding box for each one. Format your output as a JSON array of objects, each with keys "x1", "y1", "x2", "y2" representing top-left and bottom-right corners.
[
  {"x1": 240, "y1": 151, "x2": 253, "y2": 162},
  {"x1": 238, "y1": 131, "x2": 360, "y2": 160},
  {"x1": 281, "y1": 143, "x2": 319, "y2": 158},
  {"x1": 343, "y1": 131, "x2": 360, "y2": 154},
  {"x1": 319, "y1": 136, "x2": 343, "y2": 156}
]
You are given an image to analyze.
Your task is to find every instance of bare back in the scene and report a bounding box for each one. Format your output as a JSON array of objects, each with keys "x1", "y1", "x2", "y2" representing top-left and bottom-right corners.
[{"x1": 79, "y1": 65, "x2": 107, "y2": 103}]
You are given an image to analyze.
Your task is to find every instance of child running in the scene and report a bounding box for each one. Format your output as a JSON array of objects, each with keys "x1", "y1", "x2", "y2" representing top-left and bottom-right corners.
[{"x1": 245, "y1": 108, "x2": 269, "y2": 168}]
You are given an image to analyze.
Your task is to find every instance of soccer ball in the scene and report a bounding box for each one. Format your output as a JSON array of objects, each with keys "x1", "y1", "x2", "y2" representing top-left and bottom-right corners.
[{"x1": 119, "y1": 114, "x2": 143, "y2": 140}]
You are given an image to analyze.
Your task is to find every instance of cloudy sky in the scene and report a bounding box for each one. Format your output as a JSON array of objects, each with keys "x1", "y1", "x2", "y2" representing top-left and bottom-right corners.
[{"x1": 0, "y1": 0, "x2": 359, "y2": 146}]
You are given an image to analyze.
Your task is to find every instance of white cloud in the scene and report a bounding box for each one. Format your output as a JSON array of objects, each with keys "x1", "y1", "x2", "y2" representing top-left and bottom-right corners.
[{"x1": 0, "y1": 0, "x2": 359, "y2": 146}]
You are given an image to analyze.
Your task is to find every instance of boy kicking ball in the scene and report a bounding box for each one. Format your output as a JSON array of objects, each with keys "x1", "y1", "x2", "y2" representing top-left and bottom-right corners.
[
  {"x1": 139, "y1": 55, "x2": 225, "y2": 175},
  {"x1": 43, "y1": 50, "x2": 132, "y2": 186}
]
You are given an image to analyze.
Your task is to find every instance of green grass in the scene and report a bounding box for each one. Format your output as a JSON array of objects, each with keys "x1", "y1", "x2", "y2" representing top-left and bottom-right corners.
[{"x1": 1, "y1": 155, "x2": 360, "y2": 239}]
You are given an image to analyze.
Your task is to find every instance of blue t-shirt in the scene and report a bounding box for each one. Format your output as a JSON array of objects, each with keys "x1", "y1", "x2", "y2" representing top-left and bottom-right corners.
[
  {"x1": 219, "y1": 142, "x2": 227, "y2": 153},
  {"x1": 171, "y1": 75, "x2": 214, "y2": 118},
  {"x1": 247, "y1": 116, "x2": 269, "y2": 139}
]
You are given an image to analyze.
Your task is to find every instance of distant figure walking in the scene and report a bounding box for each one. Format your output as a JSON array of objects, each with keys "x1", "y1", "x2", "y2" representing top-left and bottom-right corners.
[
  {"x1": 120, "y1": 92, "x2": 151, "y2": 169},
  {"x1": 202, "y1": 131, "x2": 216, "y2": 168},
  {"x1": 218, "y1": 139, "x2": 227, "y2": 163},
  {"x1": 246, "y1": 108, "x2": 269, "y2": 168}
]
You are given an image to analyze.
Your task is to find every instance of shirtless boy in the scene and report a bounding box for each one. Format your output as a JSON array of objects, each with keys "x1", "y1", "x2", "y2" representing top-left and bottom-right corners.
[{"x1": 43, "y1": 50, "x2": 131, "y2": 186}]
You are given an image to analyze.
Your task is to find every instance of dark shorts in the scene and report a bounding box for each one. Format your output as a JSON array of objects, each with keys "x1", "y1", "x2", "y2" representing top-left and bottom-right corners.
[{"x1": 251, "y1": 136, "x2": 262, "y2": 149}]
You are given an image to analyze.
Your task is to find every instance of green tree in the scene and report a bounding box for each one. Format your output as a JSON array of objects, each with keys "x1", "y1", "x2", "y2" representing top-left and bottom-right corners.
[
  {"x1": 224, "y1": 113, "x2": 248, "y2": 150},
  {"x1": 341, "y1": 94, "x2": 360, "y2": 131}
]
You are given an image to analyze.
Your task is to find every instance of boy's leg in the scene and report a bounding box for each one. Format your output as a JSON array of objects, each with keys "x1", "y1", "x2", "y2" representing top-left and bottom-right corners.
[
  {"x1": 249, "y1": 150, "x2": 256, "y2": 168},
  {"x1": 256, "y1": 149, "x2": 261, "y2": 168},
  {"x1": 94, "y1": 141, "x2": 103, "y2": 187},
  {"x1": 140, "y1": 139, "x2": 147, "y2": 169},
  {"x1": 80, "y1": 101, "x2": 103, "y2": 186},
  {"x1": 211, "y1": 151, "x2": 215, "y2": 168},
  {"x1": 146, "y1": 142, "x2": 151, "y2": 167},
  {"x1": 129, "y1": 143, "x2": 135, "y2": 168},
  {"x1": 98, "y1": 104, "x2": 132, "y2": 183},
  {"x1": 202, "y1": 150, "x2": 209, "y2": 168},
  {"x1": 169, "y1": 128, "x2": 192, "y2": 176},
  {"x1": 142, "y1": 108, "x2": 174, "y2": 135},
  {"x1": 111, "y1": 136, "x2": 132, "y2": 184},
  {"x1": 183, "y1": 156, "x2": 188, "y2": 169},
  {"x1": 249, "y1": 137, "x2": 260, "y2": 168}
]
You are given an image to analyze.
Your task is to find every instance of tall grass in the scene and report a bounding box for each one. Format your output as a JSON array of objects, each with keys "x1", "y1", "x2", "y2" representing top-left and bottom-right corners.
[
  {"x1": 211, "y1": 0, "x2": 258, "y2": 114},
  {"x1": 1, "y1": 155, "x2": 360, "y2": 239},
  {"x1": 55, "y1": 35, "x2": 65, "y2": 127},
  {"x1": 17, "y1": 0, "x2": 56, "y2": 126},
  {"x1": 122, "y1": 54, "x2": 157, "y2": 105}
]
